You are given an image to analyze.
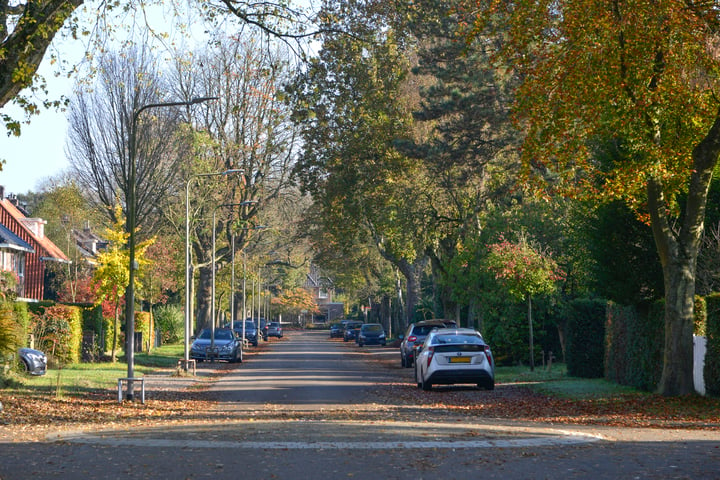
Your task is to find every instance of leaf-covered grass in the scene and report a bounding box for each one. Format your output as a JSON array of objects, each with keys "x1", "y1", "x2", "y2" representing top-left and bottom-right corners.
[
  {"x1": 496, "y1": 364, "x2": 641, "y2": 399},
  {"x1": 7, "y1": 344, "x2": 186, "y2": 393}
]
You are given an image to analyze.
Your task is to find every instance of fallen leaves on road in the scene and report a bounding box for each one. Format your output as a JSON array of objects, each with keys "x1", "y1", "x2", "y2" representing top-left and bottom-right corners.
[
  {"x1": 2, "y1": 344, "x2": 719, "y2": 442},
  {"x1": 369, "y1": 380, "x2": 720, "y2": 429}
]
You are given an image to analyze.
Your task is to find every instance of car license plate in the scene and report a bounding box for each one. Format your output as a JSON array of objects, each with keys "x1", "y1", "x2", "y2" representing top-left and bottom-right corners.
[{"x1": 449, "y1": 356, "x2": 471, "y2": 363}]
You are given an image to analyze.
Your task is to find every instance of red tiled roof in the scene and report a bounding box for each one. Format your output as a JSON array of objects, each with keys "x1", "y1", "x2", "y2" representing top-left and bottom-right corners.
[{"x1": 0, "y1": 199, "x2": 69, "y2": 262}]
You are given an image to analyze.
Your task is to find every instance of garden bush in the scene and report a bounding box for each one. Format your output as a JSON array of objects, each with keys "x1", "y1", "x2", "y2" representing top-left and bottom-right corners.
[
  {"x1": 605, "y1": 301, "x2": 664, "y2": 391},
  {"x1": 154, "y1": 304, "x2": 183, "y2": 344},
  {"x1": 565, "y1": 298, "x2": 606, "y2": 378},
  {"x1": 30, "y1": 305, "x2": 82, "y2": 365}
]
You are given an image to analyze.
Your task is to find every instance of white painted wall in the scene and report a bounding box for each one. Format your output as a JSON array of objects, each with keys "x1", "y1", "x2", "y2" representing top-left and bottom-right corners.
[{"x1": 694, "y1": 335, "x2": 707, "y2": 396}]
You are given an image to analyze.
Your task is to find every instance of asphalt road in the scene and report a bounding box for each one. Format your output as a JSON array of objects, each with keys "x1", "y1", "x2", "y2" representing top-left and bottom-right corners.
[{"x1": 1, "y1": 330, "x2": 719, "y2": 479}]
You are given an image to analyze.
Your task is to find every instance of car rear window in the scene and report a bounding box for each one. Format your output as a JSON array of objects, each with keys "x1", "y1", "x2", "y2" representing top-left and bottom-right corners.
[
  {"x1": 363, "y1": 324, "x2": 383, "y2": 332},
  {"x1": 431, "y1": 334, "x2": 484, "y2": 346},
  {"x1": 414, "y1": 325, "x2": 441, "y2": 335}
]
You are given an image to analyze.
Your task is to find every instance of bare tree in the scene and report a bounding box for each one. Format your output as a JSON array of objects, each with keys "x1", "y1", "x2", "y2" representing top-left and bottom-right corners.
[
  {"x1": 66, "y1": 44, "x2": 193, "y2": 241},
  {"x1": 167, "y1": 34, "x2": 300, "y2": 330}
]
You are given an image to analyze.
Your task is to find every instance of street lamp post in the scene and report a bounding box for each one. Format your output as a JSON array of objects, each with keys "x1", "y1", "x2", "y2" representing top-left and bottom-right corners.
[
  {"x1": 125, "y1": 96, "x2": 217, "y2": 400},
  {"x1": 238, "y1": 225, "x2": 266, "y2": 347},
  {"x1": 184, "y1": 169, "x2": 243, "y2": 372},
  {"x1": 210, "y1": 201, "x2": 257, "y2": 356}
]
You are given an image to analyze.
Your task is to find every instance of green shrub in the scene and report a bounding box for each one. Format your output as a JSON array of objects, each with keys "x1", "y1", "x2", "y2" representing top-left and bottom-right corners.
[
  {"x1": 0, "y1": 302, "x2": 21, "y2": 359},
  {"x1": 705, "y1": 293, "x2": 720, "y2": 396},
  {"x1": 30, "y1": 305, "x2": 82, "y2": 365},
  {"x1": 565, "y1": 298, "x2": 606, "y2": 378},
  {"x1": 154, "y1": 304, "x2": 183, "y2": 344},
  {"x1": 605, "y1": 301, "x2": 664, "y2": 391},
  {"x1": 12, "y1": 302, "x2": 29, "y2": 342}
]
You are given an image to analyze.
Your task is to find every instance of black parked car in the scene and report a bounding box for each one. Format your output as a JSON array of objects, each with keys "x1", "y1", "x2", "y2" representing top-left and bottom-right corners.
[
  {"x1": 259, "y1": 318, "x2": 269, "y2": 341},
  {"x1": 330, "y1": 321, "x2": 349, "y2": 338},
  {"x1": 357, "y1": 323, "x2": 386, "y2": 347},
  {"x1": 343, "y1": 321, "x2": 363, "y2": 342}
]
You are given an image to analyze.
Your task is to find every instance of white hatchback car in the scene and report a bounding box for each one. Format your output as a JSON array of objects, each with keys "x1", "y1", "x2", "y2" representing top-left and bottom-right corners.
[{"x1": 414, "y1": 328, "x2": 494, "y2": 391}]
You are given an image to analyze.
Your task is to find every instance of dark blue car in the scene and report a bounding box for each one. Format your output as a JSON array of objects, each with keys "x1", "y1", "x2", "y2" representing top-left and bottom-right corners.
[{"x1": 357, "y1": 323, "x2": 386, "y2": 347}]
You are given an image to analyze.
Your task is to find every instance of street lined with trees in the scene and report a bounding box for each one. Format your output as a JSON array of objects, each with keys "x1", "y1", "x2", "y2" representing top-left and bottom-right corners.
[{"x1": 2, "y1": 0, "x2": 720, "y2": 409}]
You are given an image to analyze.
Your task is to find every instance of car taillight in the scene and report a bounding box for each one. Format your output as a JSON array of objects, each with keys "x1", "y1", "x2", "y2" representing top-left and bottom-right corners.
[
  {"x1": 484, "y1": 345, "x2": 493, "y2": 366},
  {"x1": 426, "y1": 346, "x2": 435, "y2": 367},
  {"x1": 408, "y1": 335, "x2": 417, "y2": 343}
]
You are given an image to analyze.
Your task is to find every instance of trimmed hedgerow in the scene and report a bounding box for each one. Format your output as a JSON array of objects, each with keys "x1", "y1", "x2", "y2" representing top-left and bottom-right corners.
[
  {"x1": 30, "y1": 304, "x2": 82, "y2": 365},
  {"x1": 704, "y1": 293, "x2": 720, "y2": 397},
  {"x1": 605, "y1": 301, "x2": 664, "y2": 392},
  {"x1": 565, "y1": 298, "x2": 606, "y2": 378}
]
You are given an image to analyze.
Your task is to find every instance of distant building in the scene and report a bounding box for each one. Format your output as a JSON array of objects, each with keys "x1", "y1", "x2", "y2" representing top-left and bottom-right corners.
[
  {"x1": 71, "y1": 221, "x2": 109, "y2": 265},
  {"x1": 304, "y1": 264, "x2": 343, "y2": 323},
  {"x1": 0, "y1": 186, "x2": 69, "y2": 301}
]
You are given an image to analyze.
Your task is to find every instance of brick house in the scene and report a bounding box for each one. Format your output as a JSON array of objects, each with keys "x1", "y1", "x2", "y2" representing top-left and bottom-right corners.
[
  {"x1": 304, "y1": 264, "x2": 343, "y2": 323},
  {"x1": 0, "y1": 222, "x2": 34, "y2": 297},
  {"x1": 0, "y1": 187, "x2": 70, "y2": 301}
]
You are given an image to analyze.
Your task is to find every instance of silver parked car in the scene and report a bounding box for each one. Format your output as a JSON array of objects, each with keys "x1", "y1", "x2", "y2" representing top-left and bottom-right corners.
[
  {"x1": 191, "y1": 328, "x2": 243, "y2": 363},
  {"x1": 19, "y1": 347, "x2": 47, "y2": 375},
  {"x1": 399, "y1": 319, "x2": 456, "y2": 368},
  {"x1": 414, "y1": 328, "x2": 494, "y2": 391}
]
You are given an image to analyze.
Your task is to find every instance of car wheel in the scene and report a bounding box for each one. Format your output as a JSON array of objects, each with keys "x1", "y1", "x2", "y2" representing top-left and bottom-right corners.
[
  {"x1": 401, "y1": 354, "x2": 407, "y2": 368},
  {"x1": 421, "y1": 376, "x2": 432, "y2": 391},
  {"x1": 482, "y1": 379, "x2": 495, "y2": 391},
  {"x1": 358, "y1": 342, "x2": 364, "y2": 347}
]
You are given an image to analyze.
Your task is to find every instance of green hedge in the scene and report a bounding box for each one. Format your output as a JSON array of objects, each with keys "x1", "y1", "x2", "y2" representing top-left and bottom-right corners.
[
  {"x1": 605, "y1": 301, "x2": 664, "y2": 391},
  {"x1": 154, "y1": 304, "x2": 183, "y2": 344},
  {"x1": 29, "y1": 304, "x2": 83, "y2": 365},
  {"x1": 565, "y1": 298, "x2": 606, "y2": 378},
  {"x1": 704, "y1": 293, "x2": 720, "y2": 396}
]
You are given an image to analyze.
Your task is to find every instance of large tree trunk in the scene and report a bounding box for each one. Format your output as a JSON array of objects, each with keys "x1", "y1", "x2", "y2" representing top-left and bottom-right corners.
[
  {"x1": 648, "y1": 108, "x2": 720, "y2": 395},
  {"x1": 660, "y1": 259, "x2": 696, "y2": 395},
  {"x1": 396, "y1": 257, "x2": 429, "y2": 327},
  {"x1": 195, "y1": 264, "x2": 213, "y2": 332}
]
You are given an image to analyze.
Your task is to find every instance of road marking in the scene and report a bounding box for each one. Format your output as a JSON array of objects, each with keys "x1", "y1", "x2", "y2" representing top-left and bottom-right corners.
[{"x1": 51, "y1": 432, "x2": 602, "y2": 449}]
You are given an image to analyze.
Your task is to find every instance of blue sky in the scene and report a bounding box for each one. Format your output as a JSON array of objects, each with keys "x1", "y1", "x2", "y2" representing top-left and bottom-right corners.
[
  {"x1": 0, "y1": 99, "x2": 71, "y2": 195},
  {"x1": 0, "y1": 1, "x2": 316, "y2": 196}
]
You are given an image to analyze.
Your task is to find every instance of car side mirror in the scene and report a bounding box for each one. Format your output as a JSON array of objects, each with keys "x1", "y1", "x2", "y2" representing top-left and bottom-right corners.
[{"x1": 398, "y1": 334, "x2": 404, "y2": 341}]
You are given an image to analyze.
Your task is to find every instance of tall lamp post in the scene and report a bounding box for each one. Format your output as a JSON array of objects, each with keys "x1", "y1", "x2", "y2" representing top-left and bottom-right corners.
[
  {"x1": 236, "y1": 225, "x2": 266, "y2": 346},
  {"x1": 125, "y1": 96, "x2": 217, "y2": 400},
  {"x1": 211, "y1": 202, "x2": 257, "y2": 352},
  {"x1": 184, "y1": 169, "x2": 243, "y2": 372}
]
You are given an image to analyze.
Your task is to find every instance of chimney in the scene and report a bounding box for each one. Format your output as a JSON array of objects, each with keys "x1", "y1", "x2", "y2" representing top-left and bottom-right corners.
[{"x1": 21, "y1": 218, "x2": 46, "y2": 238}]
